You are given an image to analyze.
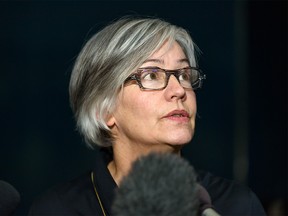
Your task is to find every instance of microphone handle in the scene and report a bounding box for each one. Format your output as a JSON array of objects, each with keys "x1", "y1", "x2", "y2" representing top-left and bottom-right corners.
[{"x1": 202, "y1": 208, "x2": 221, "y2": 216}]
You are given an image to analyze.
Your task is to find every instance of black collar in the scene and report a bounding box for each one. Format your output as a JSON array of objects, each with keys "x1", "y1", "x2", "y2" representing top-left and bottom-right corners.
[{"x1": 92, "y1": 147, "x2": 117, "y2": 216}]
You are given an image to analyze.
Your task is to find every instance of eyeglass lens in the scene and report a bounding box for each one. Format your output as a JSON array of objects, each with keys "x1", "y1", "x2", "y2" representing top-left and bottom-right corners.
[{"x1": 139, "y1": 68, "x2": 200, "y2": 89}]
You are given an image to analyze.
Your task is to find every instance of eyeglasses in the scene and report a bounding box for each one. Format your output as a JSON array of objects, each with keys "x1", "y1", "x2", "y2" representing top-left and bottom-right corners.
[{"x1": 124, "y1": 67, "x2": 206, "y2": 90}]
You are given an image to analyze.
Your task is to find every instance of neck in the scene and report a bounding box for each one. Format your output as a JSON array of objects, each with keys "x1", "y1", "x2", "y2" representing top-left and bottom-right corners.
[{"x1": 107, "y1": 142, "x2": 182, "y2": 185}]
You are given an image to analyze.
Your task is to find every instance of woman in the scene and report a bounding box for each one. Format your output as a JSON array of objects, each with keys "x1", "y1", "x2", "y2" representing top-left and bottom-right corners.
[{"x1": 29, "y1": 16, "x2": 266, "y2": 215}]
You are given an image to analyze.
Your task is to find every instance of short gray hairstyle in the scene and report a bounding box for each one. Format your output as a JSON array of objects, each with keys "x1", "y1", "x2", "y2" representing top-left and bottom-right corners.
[{"x1": 69, "y1": 16, "x2": 198, "y2": 148}]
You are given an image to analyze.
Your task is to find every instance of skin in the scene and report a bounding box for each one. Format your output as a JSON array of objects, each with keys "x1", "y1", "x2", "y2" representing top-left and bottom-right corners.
[{"x1": 106, "y1": 41, "x2": 197, "y2": 185}]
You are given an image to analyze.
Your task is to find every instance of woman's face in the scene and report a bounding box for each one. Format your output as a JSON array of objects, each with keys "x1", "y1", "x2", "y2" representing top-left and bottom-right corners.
[{"x1": 107, "y1": 41, "x2": 197, "y2": 151}]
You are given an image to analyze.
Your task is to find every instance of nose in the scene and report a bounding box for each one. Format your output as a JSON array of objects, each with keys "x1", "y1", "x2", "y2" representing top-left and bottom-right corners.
[{"x1": 164, "y1": 75, "x2": 187, "y2": 101}]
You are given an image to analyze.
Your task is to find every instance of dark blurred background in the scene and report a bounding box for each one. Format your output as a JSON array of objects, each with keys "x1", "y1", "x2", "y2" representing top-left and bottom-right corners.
[{"x1": 0, "y1": 0, "x2": 287, "y2": 215}]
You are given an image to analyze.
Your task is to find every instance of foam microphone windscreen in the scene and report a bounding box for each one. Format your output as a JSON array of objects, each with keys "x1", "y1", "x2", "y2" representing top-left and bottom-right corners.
[
  {"x1": 0, "y1": 180, "x2": 21, "y2": 216},
  {"x1": 111, "y1": 153, "x2": 199, "y2": 216}
]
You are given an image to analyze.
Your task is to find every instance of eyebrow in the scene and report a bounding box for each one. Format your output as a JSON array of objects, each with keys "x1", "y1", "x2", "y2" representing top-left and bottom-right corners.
[{"x1": 143, "y1": 58, "x2": 190, "y2": 64}]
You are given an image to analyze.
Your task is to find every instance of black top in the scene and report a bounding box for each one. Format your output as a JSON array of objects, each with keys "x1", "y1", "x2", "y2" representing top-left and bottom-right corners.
[{"x1": 28, "y1": 148, "x2": 266, "y2": 216}]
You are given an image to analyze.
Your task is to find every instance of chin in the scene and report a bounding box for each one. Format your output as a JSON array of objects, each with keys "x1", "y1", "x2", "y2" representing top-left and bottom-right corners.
[
  {"x1": 170, "y1": 140, "x2": 191, "y2": 146},
  {"x1": 166, "y1": 134, "x2": 193, "y2": 146},
  {"x1": 172, "y1": 129, "x2": 194, "y2": 142}
]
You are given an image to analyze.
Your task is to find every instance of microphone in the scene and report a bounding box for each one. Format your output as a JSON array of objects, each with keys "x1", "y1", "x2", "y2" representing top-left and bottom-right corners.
[
  {"x1": 111, "y1": 152, "x2": 199, "y2": 216},
  {"x1": 0, "y1": 180, "x2": 21, "y2": 216},
  {"x1": 198, "y1": 184, "x2": 221, "y2": 216}
]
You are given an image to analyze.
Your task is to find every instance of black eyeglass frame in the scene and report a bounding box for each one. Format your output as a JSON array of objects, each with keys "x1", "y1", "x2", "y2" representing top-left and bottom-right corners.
[{"x1": 124, "y1": 66, "x2": 206, "y2": 90}]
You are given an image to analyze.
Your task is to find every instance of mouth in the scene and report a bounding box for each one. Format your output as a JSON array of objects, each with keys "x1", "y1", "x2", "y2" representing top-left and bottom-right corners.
[
  {"x1": 170, "y1": 113, "x2": 188, "y2": 117},
  {"x1": 164, "y1": 110, "x2": 190, "y2": 122}
]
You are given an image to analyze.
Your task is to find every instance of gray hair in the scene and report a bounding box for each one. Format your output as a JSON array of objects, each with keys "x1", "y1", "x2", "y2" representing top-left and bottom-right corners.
[{"x1": 69, "y1": 16, "x2": 198, "y2": 148}]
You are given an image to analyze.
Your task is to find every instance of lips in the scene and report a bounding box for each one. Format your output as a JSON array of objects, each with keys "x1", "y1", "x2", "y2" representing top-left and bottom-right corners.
[{"x1": 164, "y1": 110, "x2": 190, "y2": 121}]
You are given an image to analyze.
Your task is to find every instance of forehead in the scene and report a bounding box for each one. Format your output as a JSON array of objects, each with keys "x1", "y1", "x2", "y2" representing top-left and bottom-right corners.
[
  {"x1": 142, "y1": 41, "x2": 189, "y2": 67},
  {"x1": 152, "y1": 41, "x2": 186, "y2": 58}
]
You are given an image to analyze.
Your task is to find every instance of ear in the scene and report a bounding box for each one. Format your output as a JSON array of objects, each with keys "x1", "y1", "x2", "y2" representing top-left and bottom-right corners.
[{"x1": 106, "y1": 113, "x2": 116, "y2": 127}]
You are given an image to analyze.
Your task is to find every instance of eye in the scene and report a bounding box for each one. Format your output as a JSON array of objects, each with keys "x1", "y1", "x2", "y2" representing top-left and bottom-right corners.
[
  {"x1": 179, "y1": 72, "x2": 191, "y2": 82},
  {"x1": 140, "y1": 69, "x2": 161, "y2": 81},
  {"x1": 179, "y1": 68, "x2": 200, "y2": 84},
  {"x1": 143, "y1": 72, "x2": 158, "y2": 81}
]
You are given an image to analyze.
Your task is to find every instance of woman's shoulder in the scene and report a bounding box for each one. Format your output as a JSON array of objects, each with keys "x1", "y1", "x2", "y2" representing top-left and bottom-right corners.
[
  {"x1": 198, "y1": 170, "x2": 266, "y2": 216},
  {"x1": 28, "y1": 172, "x2": 98, "y2": 215}
]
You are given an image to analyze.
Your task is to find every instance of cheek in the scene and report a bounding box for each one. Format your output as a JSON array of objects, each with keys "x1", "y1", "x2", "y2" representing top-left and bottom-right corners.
[
  {"x1": 128, "y1": 96, "x2": 155, "y2": 118},
  {"x1": 186, "y1": 91, "x2": 197, "y2": 114},
  {"x1": 192, "y1": 96, "x2": 197, "y2": 113},
  {"x1": 117, "y1": 91, "x2": 152, "y2": 120},
  {"x1": 113, "y1": 94, "x2": 156, "y2": 137}
]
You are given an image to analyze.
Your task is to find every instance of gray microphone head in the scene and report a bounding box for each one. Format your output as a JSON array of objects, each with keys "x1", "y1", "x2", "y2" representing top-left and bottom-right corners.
[
  {"x1": 112, "y1": 153, "x2": 199, "y2": 216},
  {"x1": 0, "y1": 180, "x2": 21, "y2": 216}
]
